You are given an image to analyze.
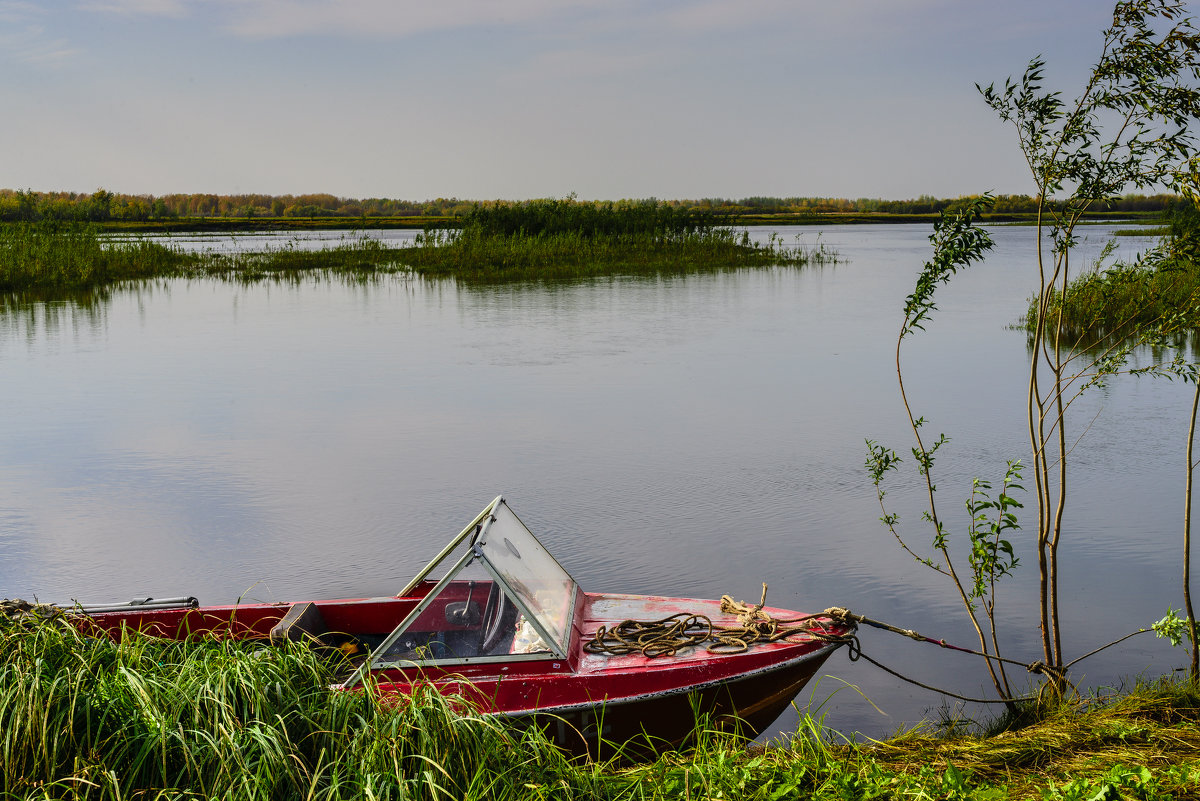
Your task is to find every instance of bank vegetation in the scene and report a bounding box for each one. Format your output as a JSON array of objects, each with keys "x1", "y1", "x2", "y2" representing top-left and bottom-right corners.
[{"x1": 2, "y1": 610, "x2": 1197, "y2": 801}]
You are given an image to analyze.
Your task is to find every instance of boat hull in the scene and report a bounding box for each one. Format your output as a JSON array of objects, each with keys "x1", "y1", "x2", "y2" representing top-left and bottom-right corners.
[
  {"x1": 369, "y1": 592, "x2": 852, "y2": 758},
  {"x1": 501, "y1": 640, "x2": 838, "y2": 758}
]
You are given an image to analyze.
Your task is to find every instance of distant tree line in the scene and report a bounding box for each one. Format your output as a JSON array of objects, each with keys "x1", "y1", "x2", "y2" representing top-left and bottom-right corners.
[
  {"x1": 0, "y1": 190, "x2": 478, "y2": 222},
  {"x1": 694, "y1": 193, "x2": 1180, "y2": 215},
  {"x1": 0, "y1": 188, "x2": 1182, "y2": 223}
]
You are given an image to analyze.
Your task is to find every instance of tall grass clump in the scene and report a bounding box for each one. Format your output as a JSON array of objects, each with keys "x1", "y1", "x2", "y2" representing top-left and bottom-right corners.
[
  {"x1": 1026, "y1": 254, "x2": 1200, "y2": 344},
  {"x1": 0, "y1": 611, "x2": 567, "y2": 800},
  {"x1": 0, "y1": 222, "x2": 195, "y2": 293},
  {"x1": 457, "y1": 197, "x2": 723, "y2": 239},
  {"x1": 400, "y1": 198, "x2": 834, "y2": 282},
  {"x1": 1026, "y1": 200, "x2": 1200, "y2": 345}
]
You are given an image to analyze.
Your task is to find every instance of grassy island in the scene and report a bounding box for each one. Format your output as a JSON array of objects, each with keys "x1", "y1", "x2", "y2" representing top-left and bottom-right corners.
[{"x1": 0, "y1": 199, "x2": 834, "y2": 296}]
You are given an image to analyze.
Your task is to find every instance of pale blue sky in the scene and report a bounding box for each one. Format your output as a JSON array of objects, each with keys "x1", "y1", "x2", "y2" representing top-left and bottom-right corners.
[{"x1": 1, "y1": 1, "x2": 1125, "y2": 200}]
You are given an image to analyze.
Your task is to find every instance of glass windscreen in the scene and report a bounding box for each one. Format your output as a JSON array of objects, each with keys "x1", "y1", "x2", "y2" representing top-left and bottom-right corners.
[
  {"x1": 369, "y1": 497, "x2": 577, "y2": 668},
  {"x1": 477, "y1": 501, "x2": 576, "y2": 652},
  {"x1": 374, "y1": 557, "x2": 555, "y2": 663}
]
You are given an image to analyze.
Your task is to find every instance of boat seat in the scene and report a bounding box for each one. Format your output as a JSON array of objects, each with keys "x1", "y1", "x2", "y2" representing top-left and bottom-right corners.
[{"x1": 270, "y1": 602, "x2": 328, "y2": 646}]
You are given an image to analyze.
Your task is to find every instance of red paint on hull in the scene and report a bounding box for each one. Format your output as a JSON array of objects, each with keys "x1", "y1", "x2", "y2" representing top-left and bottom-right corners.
[{"x1": 368, "y1": 592, "x2": 852, "y2": 755}]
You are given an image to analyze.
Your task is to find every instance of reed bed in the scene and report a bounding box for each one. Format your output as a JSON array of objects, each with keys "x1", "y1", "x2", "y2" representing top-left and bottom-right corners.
[
  {"x1": 456, "y1": 198, "x2": 722, "y2": 239},
  {"x1": 1028, "y1": 256, "x2": 1200, "y2": 343},
  {"x1": 4, "y1": 611, "x2": 1198, "y2": 800},
  {"x1": 395, "y1": 197, "x2": 836, "y2": 281},
  {"x1": 200, "y1": 237, "x2": 410, "y2": 282},
  {"x1": 1, "y1": 204, "x2": 835, "y2": 297},
  {"x1": 0, "y1": 222, "x2": 196, "y2": 293},
  {"x1": 397, "y1": 227, "x2": 833, "y2": 282}
]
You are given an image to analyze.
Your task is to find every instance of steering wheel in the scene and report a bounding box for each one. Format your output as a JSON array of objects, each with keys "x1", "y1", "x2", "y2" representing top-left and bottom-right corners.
[{"x1": 479, "y1": 582, "x2": 513, "y2": 655}]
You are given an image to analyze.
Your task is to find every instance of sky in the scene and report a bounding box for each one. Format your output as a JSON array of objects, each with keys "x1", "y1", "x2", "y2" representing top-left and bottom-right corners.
[{"x1": 0, "y1": 0, "x2": 1133, "y2": 201}]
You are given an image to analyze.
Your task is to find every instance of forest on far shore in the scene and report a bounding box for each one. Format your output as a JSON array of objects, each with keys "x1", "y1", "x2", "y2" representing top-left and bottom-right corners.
[{"x1": 0, "y1": 188, "x2": 1181, "y2": 224}]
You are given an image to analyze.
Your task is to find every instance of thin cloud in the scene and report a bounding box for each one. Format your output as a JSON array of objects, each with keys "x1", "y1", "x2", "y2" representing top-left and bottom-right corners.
[
  {"x1": 0, "y1": 9, "x2": 79, "y2": 67},
  {"x1": 0, "y1": 1, "x2": 41, "y2": 22},
  {"x1": 216, "y1": 0, "x2": 613, "y2": 39},
  {"x1": 76, "y1": 0, "x2": 188, "y2": 16},
  {"x1": 21, "y1": 43, "x2": 79, "y2": 65}
]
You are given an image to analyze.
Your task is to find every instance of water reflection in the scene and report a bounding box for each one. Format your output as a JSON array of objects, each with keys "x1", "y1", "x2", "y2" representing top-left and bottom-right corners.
[{"x1": 1, "y1": 287, "x2": 113, "y2": 344}]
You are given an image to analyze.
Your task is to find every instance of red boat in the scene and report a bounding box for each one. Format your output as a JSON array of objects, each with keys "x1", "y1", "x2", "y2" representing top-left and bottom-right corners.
[{"x1": 73, "y1": 496, "x2": 854, "y2": 756}]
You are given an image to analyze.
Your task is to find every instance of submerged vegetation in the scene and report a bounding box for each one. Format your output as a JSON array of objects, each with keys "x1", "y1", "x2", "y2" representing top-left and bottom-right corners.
[
  {"x1": 0, "y1": 200, "x2": 834, "y2": 296},
  {"x1": 2, "y1": 611, "x2": 1199, "y2": 800}
]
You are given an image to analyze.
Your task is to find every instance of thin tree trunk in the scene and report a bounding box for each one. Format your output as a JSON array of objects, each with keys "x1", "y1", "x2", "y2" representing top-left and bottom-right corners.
[
  {"x1": 1029, "y1": 204, "x2": 1055, "y2": 668},
  {"x1": 1185, "y1": 378, "x2": 1199, "y2": 680}
]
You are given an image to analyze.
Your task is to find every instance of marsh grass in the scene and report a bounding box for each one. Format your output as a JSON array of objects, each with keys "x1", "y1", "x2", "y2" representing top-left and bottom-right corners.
[
  {"x1": 5, "y1": 612, "x2": 1199, "y2": 800},
  {"x1": 1027, "y1": 257, "x2": 1200, "y2": 344},
  {"x1": 397, "y1": 227, "x2": 834, "y2": 283},
  {"x1": 397, "y1": 198, "x2": 835, "y2": 281},
  {"x1": 200, "y1": 236, "x2": 411, "y2": 282},
  {"x1": 2, "y1": 210, "x2": 835, "y2": 298},
  {"x1": 1114, "y1": 226, "x2": 1170, "y2": 236},
  {"x1": 0, "y1": 222, "x2": 196, "y2": 293}
]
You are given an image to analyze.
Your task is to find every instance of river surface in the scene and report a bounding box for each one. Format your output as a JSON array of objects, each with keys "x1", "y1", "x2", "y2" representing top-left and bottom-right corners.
[{"x1": 0, "y1": 222, "x2": 1187, "y2": 739}]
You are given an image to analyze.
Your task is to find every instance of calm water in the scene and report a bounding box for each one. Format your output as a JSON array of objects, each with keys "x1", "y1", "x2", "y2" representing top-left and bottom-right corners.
[{"x1": 0, "y1": 223, "x2": 1186, "y2": 739}]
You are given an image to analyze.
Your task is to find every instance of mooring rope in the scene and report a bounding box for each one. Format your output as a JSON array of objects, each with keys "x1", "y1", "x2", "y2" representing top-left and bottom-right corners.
[
  {"x1": 0, "y1": 598, "x2": 64, "y2": 622},
  {"x1": 821, "y1": 606, "x2": 1069, "y2": 683},
  {"x1": 584, "y1": 584, "x2": 856, "y2": 658},
  {"x1": 580, "y1": 590, "x2": 1107, "y2": 705}
]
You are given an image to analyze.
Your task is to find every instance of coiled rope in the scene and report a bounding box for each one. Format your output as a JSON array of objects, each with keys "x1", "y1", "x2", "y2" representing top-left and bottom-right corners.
[
  {"x1": 584, "y1": 584, "x2": 856, "y2": 658},
  {"x1": 0, "y1": 598, "x2": 63, "y2": 621}
]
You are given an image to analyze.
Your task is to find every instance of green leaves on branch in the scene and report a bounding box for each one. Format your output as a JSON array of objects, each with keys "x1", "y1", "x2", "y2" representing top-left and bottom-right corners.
[
  {"x1": 966, "y1": 462, "x2": 1024, "y2": 600},
  {"x1": 981, "y1": 0, "x2": 1200, "y2": 210},
  {"x1": 901, "y1": 196, "x2": 996, "y2": 339},
  {"x1": 1153, "y1": 608, "x2": 1193, "y2": 647}
]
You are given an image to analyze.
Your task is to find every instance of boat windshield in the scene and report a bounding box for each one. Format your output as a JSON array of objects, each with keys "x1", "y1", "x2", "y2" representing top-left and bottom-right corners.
[
  {"x1": 366, "y1": 497, "x2": 578, "y2": 669},
  {"x1": 476, "y1": 501, "x2": 575, "y2": 650}
]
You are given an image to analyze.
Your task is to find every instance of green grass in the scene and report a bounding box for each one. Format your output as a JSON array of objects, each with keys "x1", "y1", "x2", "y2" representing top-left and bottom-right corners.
[
  {"x1": 0, "y1": 611, "x2": 569, "y2": 800},
  {"x1": 0, "y1": 213, "x2": 835, "y2": 297},
  {"x1": 0, "y1": 222, "x2": 198, "y2": 294},
  {"x1": 1024, "y1": 257, "x2": 1200, "y2": 343},
  {"x1": 3, "y1": 611, "x2": 1199, "y2": 800},
  {"x1": 1113, "y1": 227, "x2": 1170, "y2": 236},
  {"x1": 397, "y1": 226, "x2": 833, "y2": 282},
  {"x1": 1032, "y1": 206, "x2": 1200, "y2": 343},
  {"x1": 395, "y1": 198, "x2": 835, "y2": 281}
]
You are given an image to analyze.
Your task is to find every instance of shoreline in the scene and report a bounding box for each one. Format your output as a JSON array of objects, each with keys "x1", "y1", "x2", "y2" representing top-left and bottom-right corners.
[{"x1": 71, "y1": 209, "x2": 1165, "y2": 234}]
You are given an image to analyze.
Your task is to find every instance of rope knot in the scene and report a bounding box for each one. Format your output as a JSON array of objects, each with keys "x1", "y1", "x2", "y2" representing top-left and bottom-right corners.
[{"x1": 720, "y1": 583, "x2": 773, "y2": 633}]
